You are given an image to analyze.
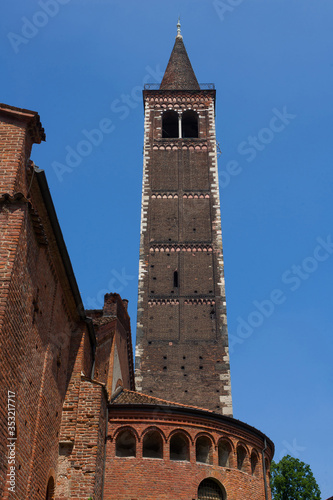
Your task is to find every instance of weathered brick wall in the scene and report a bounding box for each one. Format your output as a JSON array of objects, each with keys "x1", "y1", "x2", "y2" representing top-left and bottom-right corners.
[
  {"x1": 0, "y1": 115, "x2": 30, "y2": 196},
  {"x1": 183, "y1": 198, "x2": 212, "y2": 241},
  {"x1": 55, "y1": 293, "x2": 135, "y2": 499},
  {"x1": 94, "y1": 320, "x2": 116, "y2": 387},
  {"x1": 0, "y1": 105, "x2": 95, "y2": 500},
  {"x1": 88, "y1": 293, "x2": 135, "y2": 396},
  {"x1": 134, "y1": 342, "x2": 230, "y2": 411},
  {"x1": 58, "y1": 329, "x2": 94, "y2": 444},
  {"x1": 0, "y1": 200, "x2": 89, "y2": 499},
  {"x1": 104, "y1": 407, "x2": 273, "y2": 500},
  {"x1": 150, "y1": 197, "x2": 178, "y2": 241},
  {"x1": 182, "y1": 149, "x2": 209, "y2": 190},
  {"x1": 56, "y1": 379, "x2": 107, "y2": 500},
  {"x1": 93, "y1": 317, "x2": 132, "y2": 395},
  {"x1": 113, "y1": 317, "x2": 134, "y2": 392},
  {"x1": 151, "y1": 150, "x2": 178, "y2": 190},
  {"x1": 181, "y1": 252, "x2": 214, "y2": 293}
]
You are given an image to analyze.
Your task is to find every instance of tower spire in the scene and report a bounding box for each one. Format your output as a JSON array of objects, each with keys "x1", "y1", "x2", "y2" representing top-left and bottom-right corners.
[{"x1": 160, "y1": 22, "x2": 200, "y2": 90}]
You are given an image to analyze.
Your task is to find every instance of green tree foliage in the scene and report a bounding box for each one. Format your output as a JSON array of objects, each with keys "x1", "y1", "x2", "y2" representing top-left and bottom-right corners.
[{"x1": 270, "y1": 455, "x2": 321, "y2": 500}]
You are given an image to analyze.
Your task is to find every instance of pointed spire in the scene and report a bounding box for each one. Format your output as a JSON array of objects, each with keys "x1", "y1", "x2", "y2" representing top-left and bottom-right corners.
[{"x1": 160, "y1": 22, "x2": 200, "y2": 91}]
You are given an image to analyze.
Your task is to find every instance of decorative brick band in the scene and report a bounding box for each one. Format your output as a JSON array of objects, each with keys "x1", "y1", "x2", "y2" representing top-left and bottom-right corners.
[
  {"x1": 149, "y1": 245, "x2": 213, "y2": 253},
  {"x1": 106, "y1": 404, "x2": 273, "y2": 500},
  {"x1": 151, "y1": 193, "x2": 179, "y2": 199},
  {"x1": 145, "y1": 92, "x2": 215, "y2": 106},
  {"x1": 184, "y1": 299, "x2": 216, "y2": 305},
  {"x1": 148, "y1": 299, "x2": 180, "y2": 306},
  {"x1": 152, "y1": 141, "x2": 208, "y2": 151},
  {"x1": 182, "y1": 193, "x2": 210, "y2": 199}
]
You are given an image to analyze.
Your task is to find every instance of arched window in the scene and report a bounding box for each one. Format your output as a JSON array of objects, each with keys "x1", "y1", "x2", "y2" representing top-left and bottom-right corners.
[
  {"x1": 182, "y1": 110, "x2": 199, "y2": 138},
  {"x1": 45, "y1": 477, "x2": 55, "y2": 500},
  {"x1": 237, "y1": 445, "x2": 247, "y2": 472},
  {"x1": 197, "y1": 478, "x2": 226, "y2": 500},
  {"x1": 143, "y1": 430, "x2": 163, "y2": 459},
  {"x1": 218, "y1": 440, "x2": 231, "y2": 467},
  {"x1": 251, "y1": 451, "x2": 258, "y2": 476},
  {"x1": 162, "y1": 111, "x2": 179, "y2": 138},
  {"x1": 115, "y1": 429, "x2": 136, "y2": 457},
  {"x1": 196, "y1": 436, "x2": 212, "y2": 464},
  {"x1": 170, "y1": 432, "x2": 189, "y2": 461}
]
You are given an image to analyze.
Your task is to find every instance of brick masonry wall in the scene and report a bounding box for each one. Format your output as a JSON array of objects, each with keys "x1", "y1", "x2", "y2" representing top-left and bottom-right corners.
[
  {"x1": 0, "y1": 106, "x2": 96, "y2": 499},
  {"x1": 55, "y1": 293, "x2": 135, "y2": 499},
  {"x1": 0, "y1": 117, "x2": 29, "y2": 196},
  {"x1": 93, "y1": 316, "x2": 133, "y2": 395},
  {"x1": 104, "y1": 406, "x2": 273, "y2": 500},
  {"x1": 58, "y1": 329, "x2": 94, "y2": 445},
  {"x1": 0, "y1": 200, "x2": 90, "y2": 499},
  {"x1": 56, "y1": 379, "x2": 107, "y2": 500},
  {"x1": 88, "y1": 293, "x2": 135, "y2": 395},
  {"x1": 135, "y1": 91, "x2": 233, "y2": 416},
  {"x1": 133, "y1": 343, "x2": 231, "y2": 411}
]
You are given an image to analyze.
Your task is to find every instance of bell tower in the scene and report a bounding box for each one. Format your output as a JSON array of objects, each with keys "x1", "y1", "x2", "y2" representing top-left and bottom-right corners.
[{"x1": 135, "y1": 22, "x2": 233, "y2": 416}]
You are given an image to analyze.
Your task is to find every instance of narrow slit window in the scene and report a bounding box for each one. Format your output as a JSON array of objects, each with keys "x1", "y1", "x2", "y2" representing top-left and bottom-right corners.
[{"x1": 173, "y1": 271, "x2": 178, "y2": 288}]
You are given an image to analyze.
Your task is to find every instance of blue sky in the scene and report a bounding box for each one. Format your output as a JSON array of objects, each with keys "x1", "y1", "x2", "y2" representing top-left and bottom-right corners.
[{"x1": 1, "y1": 0, "x2": 333, "y2": 496}]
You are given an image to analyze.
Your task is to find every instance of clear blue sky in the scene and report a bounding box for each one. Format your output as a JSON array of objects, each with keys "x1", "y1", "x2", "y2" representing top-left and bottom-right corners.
[{"x1": 1, "y1": 0, "x2": 332, "y2": 497}]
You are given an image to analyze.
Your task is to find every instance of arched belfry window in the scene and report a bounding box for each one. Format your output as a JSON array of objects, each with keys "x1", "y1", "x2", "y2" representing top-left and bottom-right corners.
[
  {"x1": 182, "y1": 110, "x2": 199, "y2": 138},
  {"x1": 162, "y1": 110, "x2": 179, "y2": 138},
  {"x1": 143, "y1": 430, "x2": 163, "y2": 459},
  {"x1": 197, "y1": 478, "x2": 226, "y2": 500},
  {"x1": 116, "y1": 429, "x2": 136, "y2": 457}
]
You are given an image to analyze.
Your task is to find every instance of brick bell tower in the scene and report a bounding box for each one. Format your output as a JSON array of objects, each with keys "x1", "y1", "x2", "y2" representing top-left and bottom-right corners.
[{"x1": 135, "y1": 21, "x2": 233, "y2": 416}]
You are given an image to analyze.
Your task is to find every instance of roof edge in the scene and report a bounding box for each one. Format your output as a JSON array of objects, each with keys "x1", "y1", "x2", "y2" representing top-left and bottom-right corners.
[
  {"x1": 0, "y1": 102, "x2": 46, "y2": 143},
  {"x1": 34, "y1": 167, "x2": 96, "y2": 348}
]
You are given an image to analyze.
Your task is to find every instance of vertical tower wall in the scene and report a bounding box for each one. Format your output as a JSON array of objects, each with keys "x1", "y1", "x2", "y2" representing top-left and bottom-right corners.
[{"x1": 135, "y1": 89, "x2": 233, "y2": 416}]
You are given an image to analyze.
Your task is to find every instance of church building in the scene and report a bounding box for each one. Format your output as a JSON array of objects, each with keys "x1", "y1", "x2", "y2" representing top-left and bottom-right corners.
[{"x1": 0, "y1": 23, "x2": 274, "y2": 500}]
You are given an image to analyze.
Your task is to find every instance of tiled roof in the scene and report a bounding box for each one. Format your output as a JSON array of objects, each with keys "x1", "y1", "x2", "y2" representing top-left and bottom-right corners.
[
  {"x1": 160, "y1": 36, "x2": 200, "y2": 91},
  {"x1": 111, "y1": 389, "x2": 215, "y2": 414},
  {"x1": 92, "y1": 316, "x2": 116, "y2": 327}
]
